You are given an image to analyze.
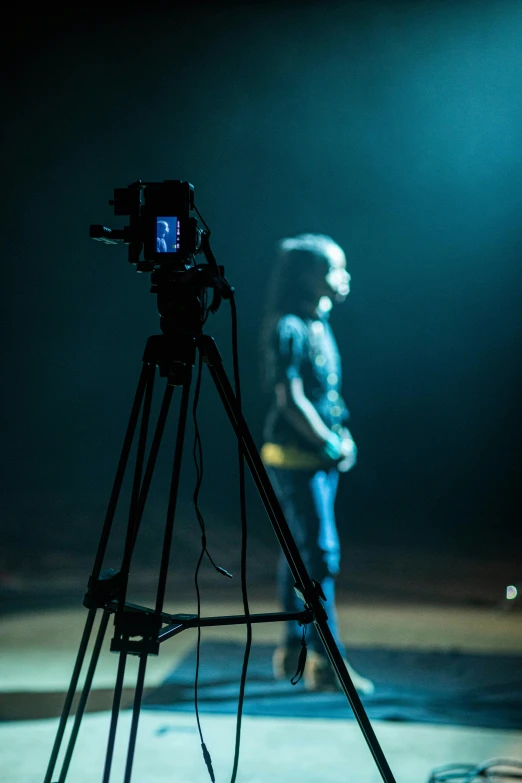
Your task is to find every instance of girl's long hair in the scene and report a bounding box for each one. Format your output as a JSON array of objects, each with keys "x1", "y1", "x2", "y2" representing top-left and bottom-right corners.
[{"x1": 259, "y1": 233, "x2": 340, "y2": 393}]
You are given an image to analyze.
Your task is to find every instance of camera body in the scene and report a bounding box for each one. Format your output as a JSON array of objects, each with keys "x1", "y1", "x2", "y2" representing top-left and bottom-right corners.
[{"x1": 91, "y1": 180, "x2": 203, "y2": 271}]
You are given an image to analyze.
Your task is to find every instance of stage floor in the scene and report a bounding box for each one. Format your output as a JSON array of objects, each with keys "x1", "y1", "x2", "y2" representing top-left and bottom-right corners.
[{"x1": 1, "y1": 582, "x2": 521, "y2": 783}]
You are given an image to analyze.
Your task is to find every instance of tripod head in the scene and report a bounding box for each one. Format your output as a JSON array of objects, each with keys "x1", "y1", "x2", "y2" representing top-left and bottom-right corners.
[{"x1": 90, "y1": 179, "x2": 233, "y2": 336}]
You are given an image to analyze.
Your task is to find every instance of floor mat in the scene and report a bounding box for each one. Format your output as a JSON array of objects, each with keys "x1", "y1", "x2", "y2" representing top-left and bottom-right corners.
[{"x1": 142, "y1": 640, "x2": 522, "y2": 730}]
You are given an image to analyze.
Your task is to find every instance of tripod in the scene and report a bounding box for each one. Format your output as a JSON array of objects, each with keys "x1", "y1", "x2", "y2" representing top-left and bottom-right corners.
[{"x1": 43, "y1": 259, "x2": 397, "y2": 783}]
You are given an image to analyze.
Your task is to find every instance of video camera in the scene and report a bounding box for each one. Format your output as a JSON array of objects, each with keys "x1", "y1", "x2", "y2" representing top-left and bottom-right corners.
[{"x1": 90, "y1": 180, "x2": 205, "y2": 272}]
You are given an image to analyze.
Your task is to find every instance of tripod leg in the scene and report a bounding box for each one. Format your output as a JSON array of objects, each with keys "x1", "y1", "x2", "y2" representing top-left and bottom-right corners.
[
  {"x1": 117, "y1": 364, "x2": 157, "y2": 612},
  {"x1": 102, "y1": 649, "x2": 128, "y2": 783},
  {"x1": 132, "y1": 384, "x2": 175, "y2": 551},
  {"x1": 45, "y1": 340, "x2": 192, "y2": 783},
  {"x1": 56, "y1": 610, "x2": 111, "y2": 783},
  {"x1": 116, "y1": 367, "x2": 177, "y2": 609},
  {"x1": 123, "y1": 653, "x2": 148, "y2": 783},
  {"x1": 101, "y1": 369, "x2": 189, "y2": 783},
  {"x1": 95, "y1": 349, "x2": 189, "y2": 783},
  {"x1": 45, "y1": 358, "x2": 157, "y2": 783},
  {"x1": 201, "y1": 335, "x2": 396, "y2": 783},
  {"x1": 43, "y1": 608, "x2": 97, "y2": 783},
  {"x1": 155, "y1": 372, "x2": 192, "y2": 616},
  {"x1": 91, "y1": 362, "x2": 154, "y2": 582}
]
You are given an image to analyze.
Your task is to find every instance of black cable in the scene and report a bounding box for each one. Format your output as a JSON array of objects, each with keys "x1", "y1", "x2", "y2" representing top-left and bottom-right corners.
[
  {"x1": 228, "y1": 291, "x2": 253, "y2": 783},
  {"x1": 427, "y1": 758, "x2": 522, "y2": 783},
  {"x1": 191, "y1": 350, "x2": 215, "y2": 783},
  {"x1": 191, "y1": 285, "x2": 234, "y2": 783},
  {"x1": 188, "y1": 234, "x2": 249, "y2": 781},
  {"x1": 202, "y1": 285, "x2": 211, "y2": 326},
  {"x1": 470, "y1": 759, "x2": 522, "y2": 782}
]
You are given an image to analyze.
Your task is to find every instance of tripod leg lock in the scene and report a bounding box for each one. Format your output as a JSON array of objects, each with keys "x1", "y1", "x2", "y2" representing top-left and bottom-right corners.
[
  {"x1": 83, "y1": 568, "x2": 122, "y2": 609},
  {"x1": 293, "y1": 579, "x2": 328, "y2": 623},
  {"x1": 110, "y1": 610, "x2": 162, "y2": 656}
]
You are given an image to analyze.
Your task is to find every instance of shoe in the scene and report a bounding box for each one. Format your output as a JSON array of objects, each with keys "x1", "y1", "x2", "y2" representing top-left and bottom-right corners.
[{"x1": 304, "y1": 650, "x2": 375, "y2": 695}]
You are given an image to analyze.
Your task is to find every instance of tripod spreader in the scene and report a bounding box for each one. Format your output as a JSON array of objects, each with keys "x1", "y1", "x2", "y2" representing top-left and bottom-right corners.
[
  {"x1": 105, "y1": 600, "x2": 314, "y2": 655},
  {"x1": 83, "y1": 567, "x2": 315, "y2": 657}
]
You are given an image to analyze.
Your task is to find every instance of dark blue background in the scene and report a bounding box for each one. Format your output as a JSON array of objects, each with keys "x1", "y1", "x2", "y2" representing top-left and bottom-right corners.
[{"x1": 2, "y1": 1, "x2": 521, "y2": 576}]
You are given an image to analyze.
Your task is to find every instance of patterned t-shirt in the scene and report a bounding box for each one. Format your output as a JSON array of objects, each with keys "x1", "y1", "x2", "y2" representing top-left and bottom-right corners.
[{"x1": 262, "y1": 313, "x2": 349, "y2": 463}]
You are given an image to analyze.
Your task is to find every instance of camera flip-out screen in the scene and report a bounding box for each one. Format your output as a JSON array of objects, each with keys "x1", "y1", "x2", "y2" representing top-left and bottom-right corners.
[{"x1": 156, "y1": 216, "x2": 181, "y2": 253}]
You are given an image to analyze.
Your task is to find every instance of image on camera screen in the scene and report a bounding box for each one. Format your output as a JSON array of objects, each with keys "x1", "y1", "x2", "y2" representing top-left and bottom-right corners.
[{"x1": 156, "y1": 216, "x2": 180, "y2": 253}]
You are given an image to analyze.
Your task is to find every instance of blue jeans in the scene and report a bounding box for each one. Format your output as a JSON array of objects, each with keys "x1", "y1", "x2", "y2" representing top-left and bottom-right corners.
[{"x1": 266, "y1": 466, "x2": 345, "y2": 657}]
